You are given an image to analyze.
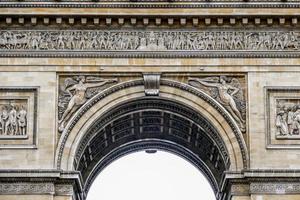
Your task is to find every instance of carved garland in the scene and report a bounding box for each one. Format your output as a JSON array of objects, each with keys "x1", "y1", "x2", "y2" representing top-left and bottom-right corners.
[{"x1": 56, "y1": 79, "x2": 248, "y2": 169}]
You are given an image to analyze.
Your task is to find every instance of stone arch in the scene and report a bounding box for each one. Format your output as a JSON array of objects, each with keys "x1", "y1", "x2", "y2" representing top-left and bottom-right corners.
[{"x1": 55, "y1": 79, "x2": 248, "y2": 199}]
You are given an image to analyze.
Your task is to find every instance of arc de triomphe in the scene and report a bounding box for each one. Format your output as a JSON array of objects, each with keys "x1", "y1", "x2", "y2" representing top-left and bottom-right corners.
[{"x1": 0, "y1": 1, "x2": 300, "y2": 200}]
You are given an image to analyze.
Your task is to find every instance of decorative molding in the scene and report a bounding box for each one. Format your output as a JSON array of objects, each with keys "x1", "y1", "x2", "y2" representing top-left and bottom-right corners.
[
  {"x1": 0, "y1": 170, "x2": 82, "y2": 199},
  {"x1": 230, "y1": 184, "x2": 250, "y2": 196},
  {"x1": 250, "y1": 182, "x2": 300, "y2": 194},
  {"x1": 1, "y1": 30, "x2": 300, "y2": 58},
  {"x1": 55, "y1": 184, "x2": 74, "y2": 196},
  {"x1": 0, "y1": 182, "x2": 55, "y2": 195},
  {"x1": 143, "y1": 73, "x2": 160, "y2": 96},
  {"x1": 1, "y1": 2, "x2": 300, "y2": 9}
]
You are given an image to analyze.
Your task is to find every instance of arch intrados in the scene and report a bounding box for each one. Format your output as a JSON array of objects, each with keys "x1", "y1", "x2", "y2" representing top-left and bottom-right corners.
[
  {"x1": 84, "y1": 139, "x2": 221, "y2": 198},
  {"x1": 75, "y1": 97, "x2": 230, "y2": 165},
  {"x1": 72, "y1": 97, "x2": 237, "y2": 200}
]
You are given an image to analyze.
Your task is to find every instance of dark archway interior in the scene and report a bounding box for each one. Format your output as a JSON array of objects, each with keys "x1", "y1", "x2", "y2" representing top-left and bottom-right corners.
[{"x1": 74, "y1": 97, "x2": 230, "y2": 197}]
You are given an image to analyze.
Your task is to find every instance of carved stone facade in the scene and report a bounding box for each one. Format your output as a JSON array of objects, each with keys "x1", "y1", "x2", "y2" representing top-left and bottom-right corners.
[
  {"x1": 0, "y1": 88, "x2": 37, "y2": 148},
  {"x1": 266, "y1": 87, "x2": 300, "y2": 149},
  {"x1": 0, "y1": 100, "x2": 27, "y2": 137},
  {"x1": 1, "y1": 1, "x2": 300, "y2": 200},
  {"x1": 58, "y1": 75, "x2": 118, "y2": 132},
  {"x1": 0, "y1": 30, "x2": 299, "y2": 53},
  {"x1": 188, "y1": 75, "x2": 246, "y2": 132},
  {"x1": 275, "y1": 99, "x2": 300, "y2": 139}
]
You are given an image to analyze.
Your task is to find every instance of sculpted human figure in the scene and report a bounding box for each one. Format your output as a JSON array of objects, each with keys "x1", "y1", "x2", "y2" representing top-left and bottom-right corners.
[
  {"x1": 31, "y1": 32, "x2": 41, "y2": 50},
  {"x1": 188, "y1": 76, "x2": 245, "y2": 131},
  {"x1": 0, "y1": 109, "x2": 4, "y2": 135},
  {"x1": 59, "y1": 76, "x2": 118, "y2": 130},
  {"x1": 5, "y1": 105, "x2": 18, "y2": 135},
  {"x1": 57, "y1": 33, "x2": 65, "y2": 49},
  {"x1": 276, "y1": 110, "x2": 289, "y2": 136},
  {"x1": 17, "y1": 105, "x2": 27, "y2": 136},
  {"x1": 291, "y1": 106, "x2": 300, "y2": 135},
  {"x1": 1, "y1": 107, "x2": 8, "y2": 135}
]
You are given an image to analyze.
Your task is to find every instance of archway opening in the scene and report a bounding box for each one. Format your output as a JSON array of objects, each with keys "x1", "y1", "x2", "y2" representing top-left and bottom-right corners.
[
  {"x1": 86, "y1": 151, "x2": 216, "y2": 200},
  {"x1": 73, "y1": 97, "x2": 233, "y2": 199}
]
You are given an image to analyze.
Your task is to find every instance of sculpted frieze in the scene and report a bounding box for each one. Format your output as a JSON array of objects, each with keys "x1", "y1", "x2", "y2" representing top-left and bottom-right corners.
[
  {"x1": 0, "y1": 30, "x2": 299, "y2": 53},
  {"x1": 188, "y1": 76, "x2": 246, "y2": 132},
  {"x1": 58, "y1": 75, "x2": 118, "y2": 132}
]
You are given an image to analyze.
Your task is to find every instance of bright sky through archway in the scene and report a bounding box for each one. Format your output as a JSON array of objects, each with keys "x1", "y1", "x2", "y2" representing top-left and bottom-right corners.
[{"x1": 87, "y1": 151, "x2": 216, "y2": 200}]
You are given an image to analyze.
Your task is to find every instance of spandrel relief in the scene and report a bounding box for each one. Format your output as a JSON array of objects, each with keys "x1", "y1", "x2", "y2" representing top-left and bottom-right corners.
[
  {"x1": 0, "y1": 100, "x2": 27, "y2": 138},
  {"x1": 275, "y1": 99, "x2": 300, "y2": 139},
  {"x1": 58, "y1": 75, "x2": 118, "y2": 132},
  {"x1": 188, "y1": 76, "x2": 246, "y2": 132}
]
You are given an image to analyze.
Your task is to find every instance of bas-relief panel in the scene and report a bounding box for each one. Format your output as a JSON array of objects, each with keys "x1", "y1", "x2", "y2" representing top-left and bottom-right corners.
[
  {"x1": 275, "y1": 99, "x2": 300, "y2": 139},
  {"x1": 57, "y1": 75, "x2": 122, "y2": 132},
  {"x1": 0, "y1": 99, "x2": 27, "y2": 138},
  {"x1": 266, "y1": 87, "x2": 300, "y2": 149},
  {"x1": 0, "y1": 30, "x2": 299, "y2": 52},
  {"x1": 0, "y1": 88, "x2": 37, "y2": 149},
  {"x1": 187, "y1": 75, "x2": 247, "y2": 133}
]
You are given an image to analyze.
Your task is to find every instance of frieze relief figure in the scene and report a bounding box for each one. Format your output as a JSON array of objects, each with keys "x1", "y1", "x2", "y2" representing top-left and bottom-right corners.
[
  {"x1": 188, "y1": 76, "x2": 246, "y2": 132},
  {"x1": 275, "y1": 100, "x2": 300, "y2": 139},
  {"x1": 58, "y1": 76, "x2": 118, "y2": 132},
  {"x1": 0, "y1": 104, "x2": 27, "y2": 136},
  {"x1": 0, "y1": 30, "x2": 300, "y2": 52}
]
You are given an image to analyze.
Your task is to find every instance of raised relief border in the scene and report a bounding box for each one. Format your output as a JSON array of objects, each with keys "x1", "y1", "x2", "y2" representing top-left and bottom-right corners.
[
  {"x1": 1, "y1": 30, "x2": 300, "y2": 58},
  {"x1": 0, "y1": 87, "x2": 38, "y2": 149},
  {"x1": 265, "y1": 87, "x2": 300, "y2": 149}
]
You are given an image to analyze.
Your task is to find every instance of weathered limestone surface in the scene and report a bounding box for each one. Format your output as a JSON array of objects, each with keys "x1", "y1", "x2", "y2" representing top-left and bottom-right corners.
[{"x1": 1, "y1": 2, "x2": 300, "y2": 200}]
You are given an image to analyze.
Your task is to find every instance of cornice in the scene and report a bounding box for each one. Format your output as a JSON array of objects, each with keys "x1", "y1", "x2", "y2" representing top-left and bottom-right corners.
[{"x1": 1, "y1": 2, "x2": 300, "y2": 9}]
